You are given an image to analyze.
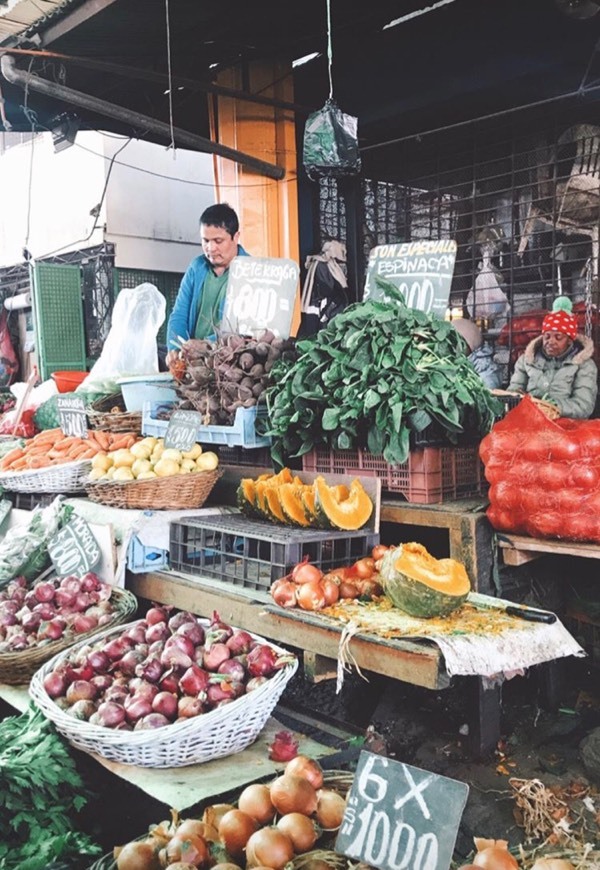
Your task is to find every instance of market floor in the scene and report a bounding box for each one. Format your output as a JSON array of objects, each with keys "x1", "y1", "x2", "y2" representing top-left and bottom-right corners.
[{"x1": 63, "y1": 653, "x2": 600, "y2": 867}]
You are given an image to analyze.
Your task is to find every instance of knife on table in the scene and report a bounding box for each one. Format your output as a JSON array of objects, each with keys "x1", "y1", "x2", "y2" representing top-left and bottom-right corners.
[{"x1": 467, "y1": 593, "x2": 557, "y2": 624}]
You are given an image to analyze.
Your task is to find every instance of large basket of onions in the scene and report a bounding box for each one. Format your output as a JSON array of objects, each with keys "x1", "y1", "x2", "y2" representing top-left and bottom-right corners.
[
  {"x1": 0, "y1": 573, "x2": 138, "y2": 686},
  {"x1": 29, "y1": 609, "x2": 298, "y2": 768}
]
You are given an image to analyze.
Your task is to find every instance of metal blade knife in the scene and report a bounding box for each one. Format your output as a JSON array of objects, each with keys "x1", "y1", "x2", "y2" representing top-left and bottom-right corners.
[{"x1": 468, "y1": 593, "x2": 557, "y2": 624}]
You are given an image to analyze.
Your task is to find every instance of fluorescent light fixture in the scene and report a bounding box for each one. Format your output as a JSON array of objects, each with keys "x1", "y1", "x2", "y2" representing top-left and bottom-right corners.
[
  {"x1": 292, "y1": 52, "x2": 321, "y2": 68},
  {"x1": 383, "y1": 0, "x2": 457, "y2": 30}
]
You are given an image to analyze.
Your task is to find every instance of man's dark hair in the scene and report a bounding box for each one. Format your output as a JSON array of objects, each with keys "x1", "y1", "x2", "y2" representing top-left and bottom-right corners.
[{"x1": 200, "y1": 203, "x2": 239, "y2": 238}]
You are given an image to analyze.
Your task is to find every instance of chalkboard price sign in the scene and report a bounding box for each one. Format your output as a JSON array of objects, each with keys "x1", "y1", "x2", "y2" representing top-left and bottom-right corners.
[
  {"x1": 222, "y1": 256, "x2": 300, "y2": 339},
  {"x1": 364, "y1": 239, "x2": 458, "y2": 319},
  {"x1": 57, "y1": 395, "x2": 88, "y2": 439},
  {"x1": 335, "y1": 751, "x2": 469, "y2": 870},
  {"x1": 48, "y1": 515, "x2": 102, "y2": 577},
  {"x1": 164, "y1": 410, "x2": 202, "y2": 452}
]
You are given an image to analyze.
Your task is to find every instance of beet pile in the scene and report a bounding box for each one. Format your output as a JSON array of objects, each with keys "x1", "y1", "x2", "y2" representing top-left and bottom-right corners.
[
  {"x1": 42, "y1": 608, "x2": 296, "y2": 730},
  {"x1": 172, "y1": 331, "x2": 296, "y2": 424}
]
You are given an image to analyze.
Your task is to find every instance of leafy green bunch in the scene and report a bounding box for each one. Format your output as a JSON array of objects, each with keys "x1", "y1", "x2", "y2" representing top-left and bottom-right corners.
[
  {"x1": 264, "y1": 280, "x2": 501, "y2": 467},
  {"x1": 0, "y1": 705, "x2": 100, "y2": 869}
]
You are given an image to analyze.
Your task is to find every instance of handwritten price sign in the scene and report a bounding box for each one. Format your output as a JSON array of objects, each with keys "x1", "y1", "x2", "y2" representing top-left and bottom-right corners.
[
  {"x1": 164, "y1": 410, "x2": 202, "y2": 452},
  {"x1": 335, "y1": 751, "x2": 468, "y2": 870},
  {"x1": 222, "y1": 256, "x2": 300, "y2": 338},
  {"x1": 48, "y1": 515, "x2": 101, "y2": 577},
  {"x1": 57, "y1": 395, "x2": 88, "y2": 439}
]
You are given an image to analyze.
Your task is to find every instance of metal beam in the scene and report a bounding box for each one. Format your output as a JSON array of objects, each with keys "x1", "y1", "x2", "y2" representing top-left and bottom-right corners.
[
  {"x1": 38, "y1": 0, "x2": 120, "y2": 45},
  {"x1": 3, "y1": 47, "x2": 313, "y2": 115},
  {"x1": 1, "y1": 54, "x2": 285, "y2": 179}
]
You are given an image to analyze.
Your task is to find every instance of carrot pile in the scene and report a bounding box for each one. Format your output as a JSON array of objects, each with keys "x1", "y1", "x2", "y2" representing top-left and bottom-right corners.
[{"x1": 0, "y1": 429, "x2": 139, "y2": 472}]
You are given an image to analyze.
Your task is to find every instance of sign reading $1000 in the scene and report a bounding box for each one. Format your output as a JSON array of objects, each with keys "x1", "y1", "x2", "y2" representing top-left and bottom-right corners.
[{"x1": 335, "y1": 751, "x2": 469, "y2": 870}]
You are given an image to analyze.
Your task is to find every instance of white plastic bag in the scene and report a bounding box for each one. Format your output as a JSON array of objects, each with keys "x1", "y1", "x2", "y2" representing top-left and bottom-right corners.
[{"x1": 78, "y1": 283, "x2": 166, "y2": 394}]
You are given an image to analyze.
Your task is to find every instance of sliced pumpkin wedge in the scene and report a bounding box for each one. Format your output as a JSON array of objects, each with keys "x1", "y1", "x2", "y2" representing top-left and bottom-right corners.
[{"x1": 314, "y1": 476, "x2": 373, "y2": 530}]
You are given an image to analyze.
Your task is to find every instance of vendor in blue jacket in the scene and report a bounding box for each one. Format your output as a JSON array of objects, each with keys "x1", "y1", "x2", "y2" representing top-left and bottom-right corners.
[{"x1": 166, "y1": 203, "x2": 249, "y2": 366}]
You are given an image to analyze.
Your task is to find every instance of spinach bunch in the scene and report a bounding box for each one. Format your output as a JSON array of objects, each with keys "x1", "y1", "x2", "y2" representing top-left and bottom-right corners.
[
  {"x1": 0, "y1": 705, "x2": 100, "y2": 869},
  {"x1": 264, "y1": 281, "x2": 501, "y2": 467}
]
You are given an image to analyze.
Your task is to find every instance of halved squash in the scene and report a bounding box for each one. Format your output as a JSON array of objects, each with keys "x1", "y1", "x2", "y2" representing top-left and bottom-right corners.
[
  {"x1": 237, "y1": 478, "x2": 259, "y2": 517},
  {"x1": 379, "y1": 543, "x2": 471, "y2": 618},
  {"x1": 300, "y1": 486, "x2": 320, "y2": 525},
  {"x1": 254, "y1": 480, "x2": 272, "y2": 519},
  {"x1": 279, "y1": 484, "x2": 311, "y2": 527},
  {"x1": 264, "y1": 486, "x2": 287, "y2": 524},
  {"x1": 313, "y1": 476, "x2": 373, "y2": 531}
]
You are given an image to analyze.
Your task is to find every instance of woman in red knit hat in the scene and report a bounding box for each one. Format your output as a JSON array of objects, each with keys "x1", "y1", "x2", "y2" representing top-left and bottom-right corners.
[{"x1": 507, "y1": 297, "x2": 598, "y2": 419}]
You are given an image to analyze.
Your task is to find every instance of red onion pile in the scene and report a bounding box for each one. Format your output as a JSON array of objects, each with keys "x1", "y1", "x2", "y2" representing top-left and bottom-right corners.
[
  {"x1": 0, "y1": 572, "x2": 116, "y2": 652},
  {"x1": 43, "y1": 608, "x2": 296, "y2": 730}
]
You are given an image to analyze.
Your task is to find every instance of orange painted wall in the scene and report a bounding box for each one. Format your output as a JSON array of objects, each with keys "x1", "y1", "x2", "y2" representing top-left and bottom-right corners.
[{"x1": 209, "y1": 60, "x2": 301, "y2": 333}]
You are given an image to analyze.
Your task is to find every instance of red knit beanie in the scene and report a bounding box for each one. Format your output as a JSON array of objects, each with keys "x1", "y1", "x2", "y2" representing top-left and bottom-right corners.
[{"x1": 542, "y1": 297, "x2": 577, "y2": 340}]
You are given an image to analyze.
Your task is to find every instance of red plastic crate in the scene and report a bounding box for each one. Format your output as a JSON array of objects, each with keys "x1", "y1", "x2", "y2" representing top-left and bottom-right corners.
[{"x1": 302, "y1": 444, "x2": 483, "y2": 504}]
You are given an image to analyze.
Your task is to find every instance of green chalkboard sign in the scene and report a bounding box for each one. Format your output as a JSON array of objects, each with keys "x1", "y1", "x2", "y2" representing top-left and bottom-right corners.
[
  {"x1": 335, "y1": 751, "x2": 469, "y2": 870},
  {"x1": 164, "y1": 410, "x2": 202, "y2": 452},
  {"x1": 222, "y1": 256, "x2": 300, "y2": 338},
  {"x1": 47, "y1": 515, "x2": 101, "y2": 577},
  {"x1": 364, "y1": 239, "x2": 457, "y2": 319}
]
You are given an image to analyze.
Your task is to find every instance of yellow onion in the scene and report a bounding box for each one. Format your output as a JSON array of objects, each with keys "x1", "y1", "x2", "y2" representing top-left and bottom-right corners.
[
  {"x1": 284, "y1": 755, "x2": 324, "y2": 790},
  {"x1": 115, "y1": 840, "x2": 160, "y2": 870},
  {"x1": 270, "y1": 774, "x2": 318, "y2": 816},
  {"x1": 238, "y1": 783, "x2": 276, "y2": 824},
  {"x1": 218, "y1": 809, "x2": 258, "y2": 857},
  {"x1": 176, "y1": 819, "x2": 218, "y2": 842},
  {"x1": 276, "y1": 813, "x2": 319, "y2": 853},
  {"x1": 202, "y1": 803, "x2": 236, "y2": 830},
  {"x1": 315, "y1": 789, "x2": 346, "y2": 831},
  {"x1": 472, "y1": 838, "x2": 519, "y2": 870},
  {"x1": 163, "y1": 833, "x2": 210, "y2": 868},
  {"x1": 245, "y1": 828, "x2": 294, "y2": 870}
]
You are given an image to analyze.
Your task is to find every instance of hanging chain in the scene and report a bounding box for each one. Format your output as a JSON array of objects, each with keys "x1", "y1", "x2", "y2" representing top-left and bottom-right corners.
[{"x1": 584, "y1": 256, "x2": 593, "y2": 339}]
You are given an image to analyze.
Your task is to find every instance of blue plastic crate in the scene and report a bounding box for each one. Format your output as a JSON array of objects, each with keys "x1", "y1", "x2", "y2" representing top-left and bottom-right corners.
[
  {"x1": 127, "y1": 534, "x2": 169, "y2": 574},
  {"x1": 142, "y1": 402, "x2": 271, "y2": 448}
]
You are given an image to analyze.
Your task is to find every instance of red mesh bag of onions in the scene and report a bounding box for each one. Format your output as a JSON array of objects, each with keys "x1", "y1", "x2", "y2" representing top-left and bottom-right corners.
[{"x1": 29, "y1": 608, "x2": 298, "y2": 767}]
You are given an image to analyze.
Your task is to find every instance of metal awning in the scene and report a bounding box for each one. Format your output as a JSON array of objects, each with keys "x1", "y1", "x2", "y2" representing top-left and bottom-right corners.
[{"x1": 0, "y1": 0, "x2": 72, "y2": 40}]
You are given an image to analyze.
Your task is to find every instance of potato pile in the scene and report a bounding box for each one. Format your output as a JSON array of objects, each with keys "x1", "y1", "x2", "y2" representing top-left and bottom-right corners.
[
  {"x1": 89, "y1": 436, "x2": 219, "y2": 481},
  {"x1": 172, "y1": 331, "x2": 296, "y2": 425}
]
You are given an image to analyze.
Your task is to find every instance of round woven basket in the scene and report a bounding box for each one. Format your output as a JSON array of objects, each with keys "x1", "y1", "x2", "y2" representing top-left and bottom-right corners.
[
  {"x1": 0, "y1": 586, "x2": 138, "y2": 686},
  {"x1": 87, "y1": 392, "x2": 142, "y2": 434},
  {"x1": 89, "y1": 770, "x2": 356, "y2": 870},
  {"x1": 30, "y1": 617, "x2": 298, "y2": 768},
  {"x1": 84, "y1": 468, "x2": 221, "y2": 510},
  {"x1": 0, "y1": 459, "x2": 93, "y2": 493}
]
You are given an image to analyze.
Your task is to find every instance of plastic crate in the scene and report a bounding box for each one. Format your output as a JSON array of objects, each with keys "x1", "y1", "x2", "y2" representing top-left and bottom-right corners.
[
  {"x1": 126, "y1": 534, "x2": 169, "y2": 574},
  {"x1": 302, "y1": 444, "x2": 483, "y2": 504},
  {"x1": 142, "y1": 402, "x2": 271, "y2": 448},
  {"x1": 169, "y1": 513, "x2": 379, "y2": 592},
  {"x1": 5, "y1": 491, "x2": 57, "y2": 511}
]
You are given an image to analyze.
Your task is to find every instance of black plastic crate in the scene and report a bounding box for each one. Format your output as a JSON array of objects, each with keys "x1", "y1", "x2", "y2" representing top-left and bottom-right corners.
[
  {"x1": 169, "y1": 513, "x2": 379, "y2": 592},
  {"x1": 5, "y1": 491, "x2": 57, "y2": 510},
  {"x1": 216, "y1": 445, "x2": 273, "y2": 468}
]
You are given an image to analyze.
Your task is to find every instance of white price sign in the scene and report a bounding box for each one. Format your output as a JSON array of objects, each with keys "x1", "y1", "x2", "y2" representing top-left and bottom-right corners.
[{"x1": 222, "y1": 256, "x2": 300, "y2": 338}]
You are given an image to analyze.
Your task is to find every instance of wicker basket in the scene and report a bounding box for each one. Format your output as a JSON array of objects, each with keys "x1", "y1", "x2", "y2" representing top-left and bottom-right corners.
[
  {"x1": 84, "y1": 468, "x2": 221, "y2": 510},
  {"x1": 0, "y1": 459, "x2": 93, "y2": 493},
  {"x1": 0, "y1": 586, "x2": 138, "y2": 686},
  {"x1": 30, "y1": 618, "x2": 298, "y2": 767},
  {"x1": 87, "y1": 392, "x2": 143, "y2": 434}
]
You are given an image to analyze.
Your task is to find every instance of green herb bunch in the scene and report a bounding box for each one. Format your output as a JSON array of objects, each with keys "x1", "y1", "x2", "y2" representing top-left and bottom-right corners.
[
  {"x1": 0, "y1": 705, "x2": 100, "y2": 869},
  {"x1": 264, "y1": 280, "x2": 501, "y2": 467}
]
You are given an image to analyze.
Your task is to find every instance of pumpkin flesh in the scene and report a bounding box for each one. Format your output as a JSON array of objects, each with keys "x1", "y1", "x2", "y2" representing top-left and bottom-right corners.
[
  {"x1": 379, "y1": 543, "x2": 470, "y2": 618},
  {"x1": 314, "y1": 476, "x2": 373, "y2": 531},
  {"x1": 279, "y1": 484, "x2": 311, "y2": 526}
]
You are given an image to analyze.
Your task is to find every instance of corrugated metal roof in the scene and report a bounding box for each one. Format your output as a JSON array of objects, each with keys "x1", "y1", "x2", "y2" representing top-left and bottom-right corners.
[{"x1": 0, "y1": 0, "x2": 71, "y2": 41}]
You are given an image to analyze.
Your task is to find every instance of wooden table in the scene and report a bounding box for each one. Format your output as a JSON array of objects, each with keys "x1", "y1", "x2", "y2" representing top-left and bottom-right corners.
[{"x1": 129, "y1": 570, "x2": 501, "y2": 758}]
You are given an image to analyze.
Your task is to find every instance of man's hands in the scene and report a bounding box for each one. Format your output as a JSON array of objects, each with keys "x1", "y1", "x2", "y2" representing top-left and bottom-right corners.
[{"x1": 166, "y1": 349, "x2": 179, "y2": 368}]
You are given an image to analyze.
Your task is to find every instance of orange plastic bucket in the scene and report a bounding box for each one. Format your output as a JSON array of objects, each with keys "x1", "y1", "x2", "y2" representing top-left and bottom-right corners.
[{"x1": 51, "y1": 370, "x2": 88, "y2": 393}]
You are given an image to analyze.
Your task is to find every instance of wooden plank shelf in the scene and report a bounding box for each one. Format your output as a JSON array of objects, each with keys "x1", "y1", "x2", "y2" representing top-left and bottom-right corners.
[{"x1": 498, "y1": 533, "x2": 600, "y2": 566}]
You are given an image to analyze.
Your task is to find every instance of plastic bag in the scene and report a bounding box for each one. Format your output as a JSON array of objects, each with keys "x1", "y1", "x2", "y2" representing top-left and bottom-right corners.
[
  {"x1": 302, "y1": 99, "x2": 361, "y2": 180},
  {"x1": 0, "y1": 311, "x2": 19, "y2": 388},
  {"x1": 78, "y1": 283, "x2": 166, "y2": 394}
]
